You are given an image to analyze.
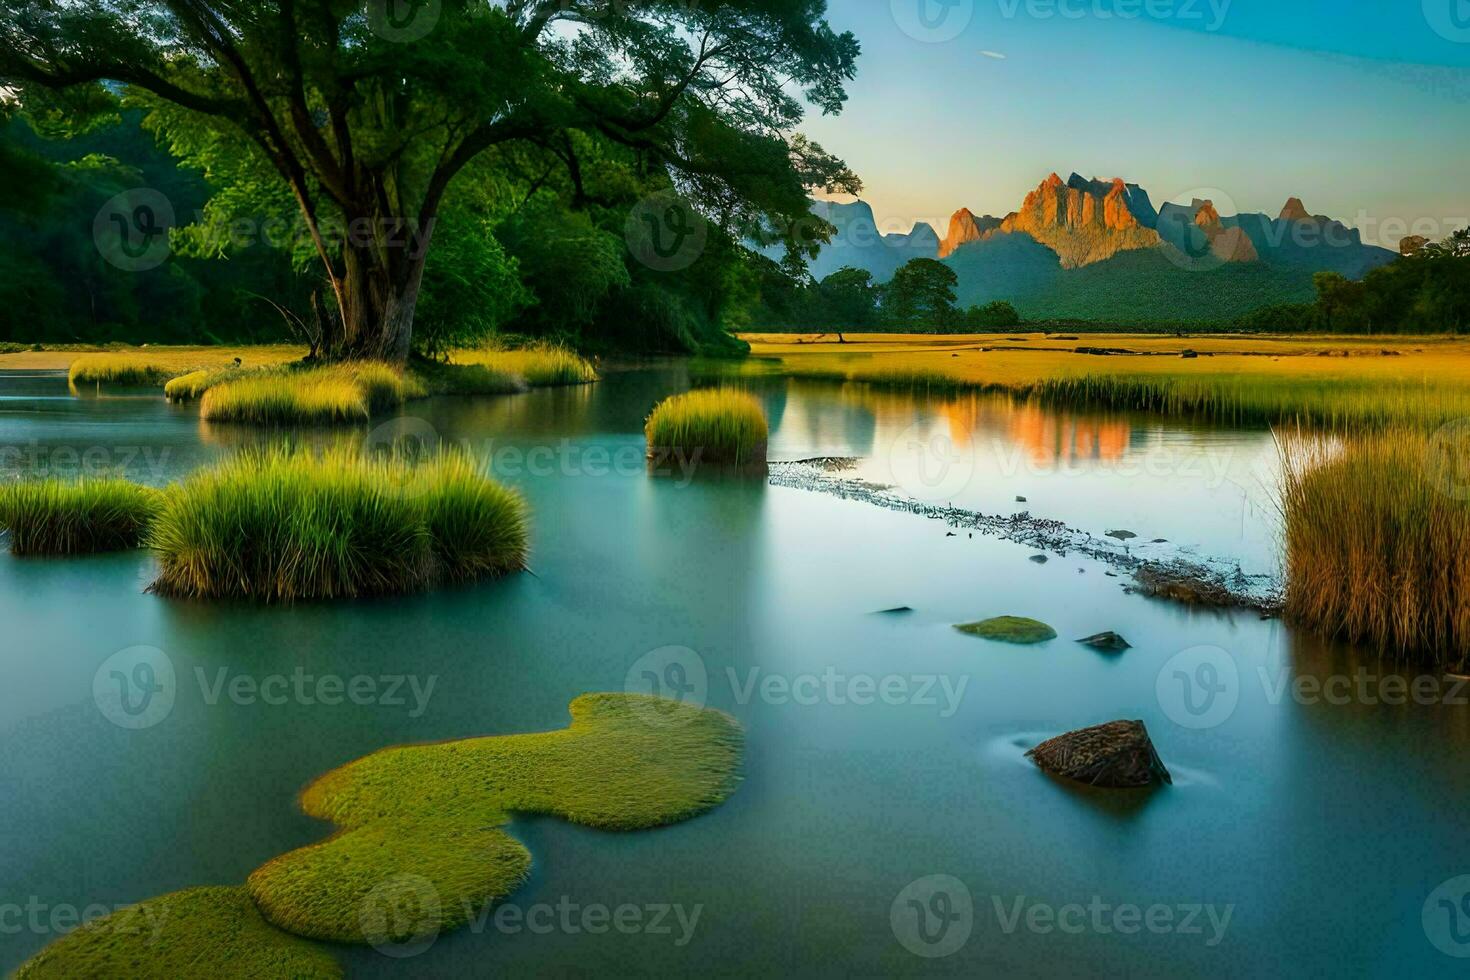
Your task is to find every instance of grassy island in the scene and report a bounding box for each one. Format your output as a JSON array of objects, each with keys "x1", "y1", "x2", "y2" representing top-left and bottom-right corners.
[
  {"x1": 645, "y1": 389, "x2": 769, "y2": 466},
  {"x1": 148, "y1": 446, "x2": 528, "y2": 601}
]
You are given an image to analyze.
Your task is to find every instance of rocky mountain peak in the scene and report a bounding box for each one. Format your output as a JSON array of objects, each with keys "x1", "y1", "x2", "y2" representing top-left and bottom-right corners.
[{"x1": 1280, "y1": 197, "x2": 1311, "y2": 222}]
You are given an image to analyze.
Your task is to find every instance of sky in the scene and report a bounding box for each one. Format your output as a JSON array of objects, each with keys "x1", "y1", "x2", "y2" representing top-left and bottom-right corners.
[{"x1": 802, "y1": 0, "x2": 1470, "y2": 247}]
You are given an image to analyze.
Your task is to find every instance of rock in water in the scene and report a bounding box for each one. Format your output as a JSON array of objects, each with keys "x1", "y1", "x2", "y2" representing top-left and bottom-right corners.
[
  {"x1": 1027, "y1": 720, "x2": 1171, "y2": 788},
  {"x1": 1077, "y1": 632, "x2": 1131, "y2": 652},
  {"x1": 954, "y1": 617, "x2": 1058, "y2": 645}
]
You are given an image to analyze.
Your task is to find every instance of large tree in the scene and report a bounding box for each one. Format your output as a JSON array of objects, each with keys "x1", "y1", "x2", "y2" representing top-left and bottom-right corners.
[{"x1": 0, "y1": 1, "x2": 858, "y2": 360}]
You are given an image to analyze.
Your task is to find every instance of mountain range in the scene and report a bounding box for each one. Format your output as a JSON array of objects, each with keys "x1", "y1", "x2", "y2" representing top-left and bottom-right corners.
[{"x1": 783, "y1": 173, "x2": 1398, "y2": 323}]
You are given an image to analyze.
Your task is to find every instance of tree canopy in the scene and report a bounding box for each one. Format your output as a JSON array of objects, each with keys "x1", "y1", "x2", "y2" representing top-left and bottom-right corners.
[{"x1": 1, "y1": 0, "x2": 859, "y2": 359}]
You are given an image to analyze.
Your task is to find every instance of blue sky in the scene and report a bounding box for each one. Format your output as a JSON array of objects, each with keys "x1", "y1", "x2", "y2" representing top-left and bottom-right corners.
[{"x1": 803, "y1": 0, "x2": 1470, "y2": 246}]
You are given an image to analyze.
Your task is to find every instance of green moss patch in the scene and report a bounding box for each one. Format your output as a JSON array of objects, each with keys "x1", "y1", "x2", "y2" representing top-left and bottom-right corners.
[
  {"x1": 955, "y1": 616, "x2": 1058, "y2": 644},
  {"x1": 14, "y1": 886, "x2": 340, "y2": 979},
  {"x1": 0, "y1": 478, "x2": 161, "y2": 555},
  {"x1": 249, "y1": 693, "x2": 743, "y2": 944}
]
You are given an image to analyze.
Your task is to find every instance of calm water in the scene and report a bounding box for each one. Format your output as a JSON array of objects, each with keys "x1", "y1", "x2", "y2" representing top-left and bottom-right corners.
[{"x1": 2, "y1": 366, "x2": 1468, "y2": 977}]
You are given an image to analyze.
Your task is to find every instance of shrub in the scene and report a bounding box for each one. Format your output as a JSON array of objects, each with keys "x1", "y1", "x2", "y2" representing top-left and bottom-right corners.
[
  {"x1": 0, "y1": 477, "x2": 161, "y2": 555},
  {"x1": 644, "y1": 389, "x2": 768, "y2": 466},
  {"x1": 148, "y1": 446, "x2": 528, "y2": 601}
]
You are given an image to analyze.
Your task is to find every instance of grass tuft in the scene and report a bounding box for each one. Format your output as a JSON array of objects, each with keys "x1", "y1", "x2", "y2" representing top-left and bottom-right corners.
[
  {"x1": 14, "y1": 885, "x2": 341, "y2": 979},
  {"x1": 248, "y1": 693, "x2": 743, "y2": 944},
  {"x1": 0, "y1": 478, "x2": 161, "y2": 555},
  {"x1": 645, "y1": 389, "x2": 769, "y2": 466},
  {"x1": 1280, "y1": 428, "x2": 1470, "y2": 665},
  {"x1": 148, "y1": 445, "x2": 528, "y2": 601},
  {"x1": 68, "y1": 355, "x2": 179, "y2": 388},
  {"x1": 453, "y1": 346, "x2": 599, "y2": 386},
  {"x1": 198, "y1": 363, "x2": 425, "y2": 426}
]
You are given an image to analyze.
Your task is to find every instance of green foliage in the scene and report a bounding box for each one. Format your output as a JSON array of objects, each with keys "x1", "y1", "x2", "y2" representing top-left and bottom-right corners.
[
  {"x1": 249, "y1": 694, "x2": 742, "y2": 944},
  {"x1": 1237, "y1": 229, "x2": 1470, "y2": 333},
  {"x1": 882, "y1": 258, "x2": 958, "y2": 328},
  {"x1": 1, "y1": 1, "x2": 860, "y2": 358},
  {"x1": 148, "y1": 446, "x2": 528, "y2": 601},
  {"x1": 0, "y1": 477, "x2": 161, "y2": 554},
  {"x1": 645, "y1": 389, "x2": 769, "y2": 466}
]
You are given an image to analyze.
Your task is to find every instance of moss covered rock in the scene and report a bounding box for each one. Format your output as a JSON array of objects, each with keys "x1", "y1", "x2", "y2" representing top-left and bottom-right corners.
[{"x1": 954, "y1": 616, "x2": 1058, "y2": 644}]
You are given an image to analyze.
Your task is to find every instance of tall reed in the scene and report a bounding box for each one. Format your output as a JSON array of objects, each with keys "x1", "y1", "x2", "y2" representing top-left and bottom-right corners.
[
  {"x1": 0, "y1": 478, "x2": 161, "y2": 554},
  {"x1": 1279, "y1": 427, "x2": 1470, "y2": 665}
]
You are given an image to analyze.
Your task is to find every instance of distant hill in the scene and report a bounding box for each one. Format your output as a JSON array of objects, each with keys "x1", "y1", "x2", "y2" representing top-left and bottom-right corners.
[
  {"x1": 763, "y1": 200, "x2": 939, "y2": 283},
  {"x1": 775, "y1": 172, "x2": 1397, "y2": 323}
]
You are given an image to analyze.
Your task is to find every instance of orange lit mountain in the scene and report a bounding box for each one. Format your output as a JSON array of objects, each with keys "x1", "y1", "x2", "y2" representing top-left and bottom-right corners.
[
  {"x1": 990, "y1": 173, "x2": 1163, "y2": 268},
  {"x1": 767, "y1": 172, "x2": 1396, "y2": 322},
  {"x1": 939, "y1": 208, "x2": 1003, "y2": 258}
]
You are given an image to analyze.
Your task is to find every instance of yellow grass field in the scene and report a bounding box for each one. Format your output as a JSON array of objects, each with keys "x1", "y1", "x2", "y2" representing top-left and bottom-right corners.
[
  {"x1": 1, "y1": 344, "x2": 305, "y2": 374},
  {"x1": 733, "y1": 332, "x2": 1470, "y2": 430}
]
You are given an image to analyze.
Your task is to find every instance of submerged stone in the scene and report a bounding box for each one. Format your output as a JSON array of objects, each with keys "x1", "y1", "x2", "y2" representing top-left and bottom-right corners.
[
  {"x1": 1027, "y1": 720, "x2": 1172, "y2": 788},
  {"x1": 1029, "y1": 554, "x2": 1049, "y2": 564},
  {"x1": 1077, "y1": 631, "x2": 1132, "y2": 651},
  {"x1": 873, "y1": 606, "x2": 915, "y2": 615},
  {"x1": 954, "y1": 617, "x2": 1058, "y2": 644}
]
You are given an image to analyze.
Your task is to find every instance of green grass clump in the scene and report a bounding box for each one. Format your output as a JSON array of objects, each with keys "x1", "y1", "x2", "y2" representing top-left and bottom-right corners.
[
  {"x1": 453, "y1": 346, "x2": 599, "y2": 386},
  {"x1": 199, "y1": 363, "x2": 424, "y2": 425},
  {"x1": 14, "y1": 886, "x2": 341, "y2": 979},
  {"x1": 644, "y1": 389, "x2": 769, "y2": 466},
  {"x1": 248, "y1": 693, "x2": 743, "y2": 944},
  {"x1": 411, "y1": 359, "x2": 529, "y2": 396},
  {"x1": 1280, "y1": 429, "x2": 1470, "y2": 664},
  {"x1": 148, "y1": 446, "x2": 528, "y2": 601},
  {"x1": 164, "y1": 366, "x2": 254, "y2": 402},
  {"x1": 0, "y1": 478, "x2": 161, "y2": 555},
  {"x1": 67, "y1": 354, "x2": 179, "y2": 388},
  {"x1": 955, "y1": 616, "x2": 1059, "y2": 645}
]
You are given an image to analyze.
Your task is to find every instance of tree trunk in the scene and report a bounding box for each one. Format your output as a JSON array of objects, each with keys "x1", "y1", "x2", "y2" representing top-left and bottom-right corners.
[{"x1": 327, "y1": 218, "x2": 434, "y2": 363}]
